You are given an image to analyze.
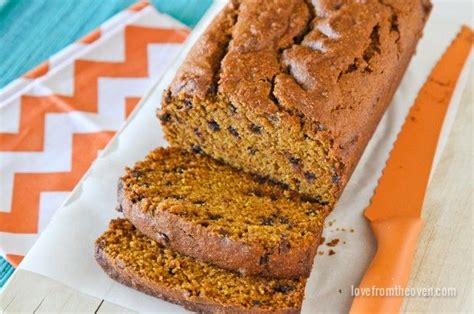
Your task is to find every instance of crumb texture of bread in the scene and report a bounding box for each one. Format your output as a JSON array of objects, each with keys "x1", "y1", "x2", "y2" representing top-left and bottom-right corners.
[
  {"x1": 159, "y1": 0, "x2": 432, "y2": 204},
  {"x1": 120, "y1": 147, "x2": 330, "y2": 278},
  {"x1": 95, "y1": 219, "x2": 305, "y2": 313}
]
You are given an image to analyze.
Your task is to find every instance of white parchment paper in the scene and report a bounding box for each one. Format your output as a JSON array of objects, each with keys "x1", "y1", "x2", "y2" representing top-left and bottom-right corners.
[{"x1": 17, "y1": 1, "x2": 473, "y2": 312}]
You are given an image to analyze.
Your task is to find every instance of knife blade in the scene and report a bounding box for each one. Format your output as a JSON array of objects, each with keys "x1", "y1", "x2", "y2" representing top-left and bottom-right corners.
[{"x1": 350, "y1": 26, "x2": 472, "y2": 314}]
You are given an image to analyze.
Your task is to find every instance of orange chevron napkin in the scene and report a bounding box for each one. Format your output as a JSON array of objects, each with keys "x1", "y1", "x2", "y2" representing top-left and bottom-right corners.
[{"x1": 0, "y1": 1, "x2": 189, "y2": 266}]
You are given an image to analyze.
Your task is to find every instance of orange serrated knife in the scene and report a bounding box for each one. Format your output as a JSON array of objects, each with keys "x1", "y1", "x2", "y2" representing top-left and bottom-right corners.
[{"x1": 350, "y1": 26, "x2": 473, "y2": 314}]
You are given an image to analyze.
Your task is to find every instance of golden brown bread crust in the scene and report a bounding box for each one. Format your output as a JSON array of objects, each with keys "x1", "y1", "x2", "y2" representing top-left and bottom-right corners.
[
  {"x1": 95, "y1": 219, "x2": 303, "y2": 314},
  {"x1": 164, "y1": 0, "x2": 432, "y2": 200},
  {"x1": 96, "y1": 244, "x2": 299, "y2": 313},
  {"x1": 118, "y1": 179, "x2": 326, "y2": 279},
  {"x1": 168, "y1": 1, "x2": 239, "y2": 100}
]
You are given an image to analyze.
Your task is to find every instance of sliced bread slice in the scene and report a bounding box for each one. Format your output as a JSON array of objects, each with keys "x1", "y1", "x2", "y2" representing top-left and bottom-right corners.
[
  {"x1": 95, "y1": 219, "x2": 305, "y2": 313},
  {"x1": 118, "y1": 147, "x2": 330, "y2": 279}
]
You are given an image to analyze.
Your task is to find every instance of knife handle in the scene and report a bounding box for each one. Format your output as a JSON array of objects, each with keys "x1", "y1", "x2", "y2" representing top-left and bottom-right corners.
[{"x1": 350, "y1": 217, "x2": 423, "y2": 314}]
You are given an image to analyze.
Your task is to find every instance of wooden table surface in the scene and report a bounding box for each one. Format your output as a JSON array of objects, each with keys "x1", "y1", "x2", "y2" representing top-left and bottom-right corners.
[{"x1": 0, "y1": 68, "x2": 471, "y2": 313}]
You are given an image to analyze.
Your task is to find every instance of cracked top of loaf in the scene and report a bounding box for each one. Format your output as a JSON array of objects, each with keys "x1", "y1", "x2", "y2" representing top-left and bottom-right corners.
[{"x1": 168, "y1": 0, "x2": 431, "y2": 178}]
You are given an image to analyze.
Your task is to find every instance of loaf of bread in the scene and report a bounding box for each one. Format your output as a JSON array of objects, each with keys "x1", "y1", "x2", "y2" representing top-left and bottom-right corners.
[
  {"x1": 118, "y1": 147, "x2": 329, "y2": 278},
  {"x1": 159, "y1": 0, "x2": 432, "y2": 205},
  {"x1": 95, "y1": 0, "x2": 433, "y2": 311},
  {"x1": 96, "y1": 219, "x2": 305, "y2": 313}
]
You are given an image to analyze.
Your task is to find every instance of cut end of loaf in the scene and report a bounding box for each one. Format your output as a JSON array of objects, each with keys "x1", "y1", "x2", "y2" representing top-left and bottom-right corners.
[
  {"x1": 120, "y1": 147, "x2": 330, "y2": 278},
  {"x1": 159, "y1": 93, "x2": 342, "y2": 205}
]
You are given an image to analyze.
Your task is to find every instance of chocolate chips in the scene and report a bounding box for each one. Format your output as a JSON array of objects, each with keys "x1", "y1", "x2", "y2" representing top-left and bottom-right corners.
[
  {"x1": 208, "y1": 120, "x2": 221, "y2": 131},
  {"x1": 163, "y1": 90, "x2": 172, "y2": 103},
  {"x1": 208, "y1": 213, "x2": 223, "y2": 220},
  {"x1": 288, "y1": 156, "x2": 301, "y2": 169},
  {"x1": 248, "y1": 189, "x2": 263, "y2": 197},
  {"x1": 273, "y1": 284, "x2": 292, "y2": 293},
  {"x1": 158, "y1": 112, "x2": 172, "y2": 123},
  {"x1": 304, "y1": 171, "x2": 317, "y2": 183},
  {"x1": 247, "y1": 147, "x2": 257, "y2": 155},
  {"x1": 131, "y1": 170, "x2": 144, "y2": 178},
  {"x1": 249, "y1": 123, "x2": 262, "y2": 134},
  {"x1": 229, "y1": 103, "x2": 238, "y2": 114},
  {"x1": 261, "y1": 212, "x2": 291, "y2": 227},
  {"x1": 300, "y1": 194, "x2": 322, "y2": 203},
  {"x1": 133, "y1": 193, "x2": 144, "y2": 202},
  {"x1": 191, "y1": 145, "x2": 202, "y2": 154},
  {"x1": 254, "y1": 175, "x2": 267, "y2": 184},
  {"x1": 173, "y1": 166, "x2": 185, "y2": 174},
  {"x1": 259, "y1": 254, "x2": 269, "y2": 265},
  {"x1": 228, "y1": 126, "x2": 240, "y2": 139},
  {"x1": 192, "y1": 199, "x2": 206, "y2": 205},
  {"x1": 261, "y1": 217, "x2": 274, "y2": 226},
  {"x1": 183, "y1": 99, "x2": 193, "y2": 110}
]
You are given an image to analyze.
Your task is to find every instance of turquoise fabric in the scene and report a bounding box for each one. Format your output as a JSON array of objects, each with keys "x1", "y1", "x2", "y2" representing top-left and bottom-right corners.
[
  {"x1": 0, "y1": 257, "x2": 14, "y2": 287},
  {"x1": 0, "y1": 0, "x2": 211, "y2": 287},
  {"x1": 0, "y1": 0, "x2": 212, "y2": 88}
]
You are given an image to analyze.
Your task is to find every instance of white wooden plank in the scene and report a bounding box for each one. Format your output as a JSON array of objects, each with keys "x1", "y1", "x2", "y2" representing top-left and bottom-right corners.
[
  {"x1": 0, "y1": 270, "x2": 131, "y2": 313},
  {"x1": 34, "y1": 284, "x2": 100, "y2": 313},
  {"x1": 96, "y1": 300, "x2": 137, "y2": 313},
  {"x1": 1, "y1": 270, "x2": 58, "y2": 313}
]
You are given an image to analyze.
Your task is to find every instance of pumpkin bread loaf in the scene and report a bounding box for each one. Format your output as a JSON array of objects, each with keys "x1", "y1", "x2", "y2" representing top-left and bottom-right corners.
[
  {"x1": 96, "y1": 0, "x2": 433, "y2": 311},
  {"x1": 95, "y1": 219, "x2": 305, "y2": 313},
  {"x1": 159, "y1": 0, "x2": 432, "y2": 205},
  {"x1": 118, "y1": 147, "x2": 330, "y2": 278}
]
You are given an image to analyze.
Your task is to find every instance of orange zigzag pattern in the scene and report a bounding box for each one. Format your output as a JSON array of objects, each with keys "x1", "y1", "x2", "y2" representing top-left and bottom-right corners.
[
  {"x1": 6, "y1": 254, "x2": 23, "y2": 267},
  {"x1": 0, "y1": 26, "x2": 188, "y2": 152},
  {"x1": 0, "y1": 132, "x2": 114, "y2": 233},
  {"x1": 0, "y1": 26, "x2": 188, "y2": 235}
]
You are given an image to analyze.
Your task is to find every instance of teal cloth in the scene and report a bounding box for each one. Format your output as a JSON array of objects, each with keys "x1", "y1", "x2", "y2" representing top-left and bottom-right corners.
[
  {"x1": 0, "y1": 0, "x2": 211, "y2": 287},
  {"x1": 0, "y1": 0, "x2": 212, "y2": 88},
  {"x1": 0, "y1": 258, "x2": 14, "y2": 287}
]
